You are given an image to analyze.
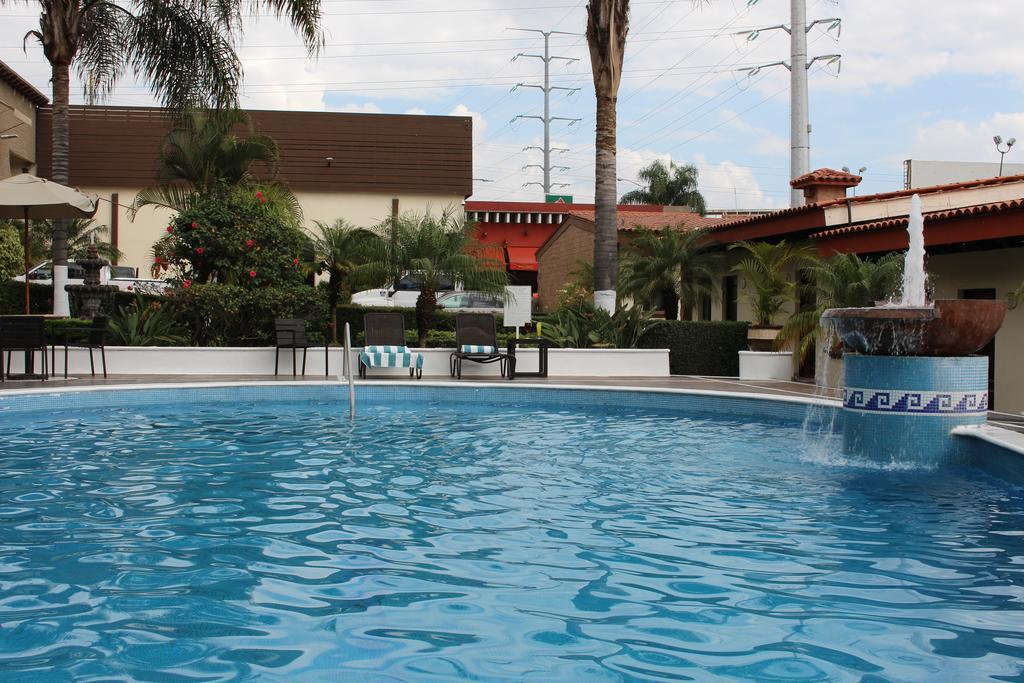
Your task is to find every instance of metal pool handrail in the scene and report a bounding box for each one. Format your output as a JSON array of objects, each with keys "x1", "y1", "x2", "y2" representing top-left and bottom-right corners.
[{"x1": 343, "y1": 322, "x2": 355, "y2": 418}]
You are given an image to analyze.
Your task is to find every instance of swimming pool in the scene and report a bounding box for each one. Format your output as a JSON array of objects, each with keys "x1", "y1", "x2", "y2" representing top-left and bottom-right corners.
[{"x1": 1, "y1": 384, "x2": 1022, "y2": 681}]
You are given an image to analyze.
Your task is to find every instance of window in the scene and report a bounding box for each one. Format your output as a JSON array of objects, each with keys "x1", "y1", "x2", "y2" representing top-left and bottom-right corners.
[
  {"x1": 698, "y1": 293, "x2": 712, "y2": 321},
  {"x1": 722, "y1": 275, "x2": 738, "y2": 321}
]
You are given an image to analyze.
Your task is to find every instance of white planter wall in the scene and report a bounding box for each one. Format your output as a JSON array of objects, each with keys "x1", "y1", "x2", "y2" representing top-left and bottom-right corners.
[
  {"x1": 7, "y1": 346, "x2": 670, "y2": 378},
  {"x1": 738, "y1": 350, "x2": 793, "y2": 381}
]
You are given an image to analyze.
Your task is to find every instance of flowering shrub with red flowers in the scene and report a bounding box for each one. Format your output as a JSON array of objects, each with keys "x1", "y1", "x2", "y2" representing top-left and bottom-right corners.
[{"x1": 152, "y1": 184, "x2": 307, "y2": 287}]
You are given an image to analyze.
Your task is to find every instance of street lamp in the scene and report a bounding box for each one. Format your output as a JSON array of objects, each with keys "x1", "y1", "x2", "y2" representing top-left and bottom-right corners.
[{"x1": 994, "y1": 135, "x2": 1016, "y2": 175}]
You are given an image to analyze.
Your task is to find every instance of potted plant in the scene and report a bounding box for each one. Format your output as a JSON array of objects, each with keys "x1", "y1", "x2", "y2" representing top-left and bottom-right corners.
[{"x1": 730, "y1": 240, "x2": 814, "y2": 379}]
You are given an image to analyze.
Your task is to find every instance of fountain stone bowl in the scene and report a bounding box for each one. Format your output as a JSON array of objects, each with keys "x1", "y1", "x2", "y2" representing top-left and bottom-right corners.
[{"x1": 822, "y1": 299, "x2": 1007, "y2": 357}]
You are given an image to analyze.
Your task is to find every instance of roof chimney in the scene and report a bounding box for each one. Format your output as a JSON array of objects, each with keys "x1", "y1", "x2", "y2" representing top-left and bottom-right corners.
[{"x1": 790, "y1": 168, "x2": 862, "y2": 205}]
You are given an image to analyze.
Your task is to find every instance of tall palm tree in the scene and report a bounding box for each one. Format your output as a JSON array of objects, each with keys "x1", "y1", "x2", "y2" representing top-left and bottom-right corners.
[
  {"x1": 729, "y1": 240, "x2": 816, "y2": 327},
  {"x1": 777, "y1": 251, "x2": 904, "y2": 362},
  {"x1": 26, "y1": 217, "x2": 122, "y2": 264},
  {"x1": 305, "y1": 220, "x2": 383, "y2": 344},
  {"x1": 620, "y1": 159, "x2": 707, "y2": 215},
  {"x1": 621, "y1": 227, "x2": 719, "y2": 320},
  {"x1": 586, "y1": 0, "x2": 629, "y2": 314},
  {"x1": 13, "y1": 0, "x2": 323, "y2": 314},
  {"x1": 132, "y1": 109, "x2": 300, "y2": 223},
  {"x1": 361, "y1": 209, "x2": 508, "y2": 346}
]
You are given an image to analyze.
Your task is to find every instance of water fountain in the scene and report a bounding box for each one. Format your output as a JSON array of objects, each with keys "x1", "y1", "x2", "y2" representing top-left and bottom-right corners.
[
  {"x1": 65, "y1": 242, "x2": 118, "y2": 319},
  {"x1": 822, "y1": 195, "x2": 1007, "y2": 466}
]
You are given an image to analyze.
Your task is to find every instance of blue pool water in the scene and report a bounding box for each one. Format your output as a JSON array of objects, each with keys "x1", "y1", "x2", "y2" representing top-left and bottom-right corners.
[{"x1": 1, "y1": 393, "x2": 1023, "y2": 681}]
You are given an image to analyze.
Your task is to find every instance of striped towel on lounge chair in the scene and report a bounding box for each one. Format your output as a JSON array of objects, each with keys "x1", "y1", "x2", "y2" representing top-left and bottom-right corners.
[{"x1": 358, "y1": 314, "x2": 424, "y2": 379}]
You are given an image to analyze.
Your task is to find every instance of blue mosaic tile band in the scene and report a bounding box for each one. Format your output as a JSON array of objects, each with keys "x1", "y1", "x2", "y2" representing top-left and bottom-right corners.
[{"x1": 844, "y1": 387, "x2": 988, "y2": 414}]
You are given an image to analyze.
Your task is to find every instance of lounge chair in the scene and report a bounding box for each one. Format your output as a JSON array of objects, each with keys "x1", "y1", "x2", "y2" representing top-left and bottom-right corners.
[
  {"x1": 55, "y1": 315, "x2": 109, "y2": 378},
  {"x1": 0, "y1": 316, "x2": 49, "y2": 381},
  {"x1": 450, "y1": 312, "x2": 512, "y2": 379},
  {"x1": 358, "y1": 312, "x2": 423, "y2": 379},
  {"x1": 274, "y1": 318, "x2": 314, "y2": 377}
]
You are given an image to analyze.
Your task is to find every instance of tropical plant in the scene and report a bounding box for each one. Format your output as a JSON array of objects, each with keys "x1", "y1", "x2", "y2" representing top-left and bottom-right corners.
[
  {"x1": 0, "y1": 222, "x2": 23, "y2": 281},
  {"x1": 304, "y1": 220, "x2": 384, "y2": 343},
  {"x1": 777, "y1": 251, "x2": 904, "y2": 362},
  {"x1": 132, "y1": 109, "x2": 301, "y2": 224},
  {"x1": 620, "y1": 160, "x2": 707, "y2": 215},
  {"x1": 359, "y1": 209, "x2": 508, "y2": 346},
  {"x1": 16, "y1": 0, "x2": 323, "y2": 314},
  {"x1": 586, "y1": 0, "x2": 630, "y2": 313},
  {"x1": 541, "y1": 298, "x2": 655, "y2": 349},
  {"x1": 151, "y1": 184, "x2": 308, "y2": 287},
  {"x1": 108, "y1": 295, "x2": 189, "y2": 346},
  {"x1": 729, "y1": 240, "x2": 816, "y2": 327},
  {"x1": 620, "y1": 227, "x2": 719, "y2": 320},
  {"x1": 24, "y1": 218, "x2": 122, "y2": 265}
]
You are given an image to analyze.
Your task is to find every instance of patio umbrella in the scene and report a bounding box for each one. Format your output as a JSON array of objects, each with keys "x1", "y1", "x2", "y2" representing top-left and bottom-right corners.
[{"x1": 0, "y1": 173, "x2": 98, "y2": 314}]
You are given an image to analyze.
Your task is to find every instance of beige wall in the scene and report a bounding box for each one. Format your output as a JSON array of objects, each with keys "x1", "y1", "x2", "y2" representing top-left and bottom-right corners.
[
  {"x1": 929, "y1": 247, "x2": 1024, "y2": 414},
  {"x1": 81, "y1": 187, "x2": 465, "y2": 275},
  {"x1": 0, "y1": 82, "x2": 37, "y2": 179}
]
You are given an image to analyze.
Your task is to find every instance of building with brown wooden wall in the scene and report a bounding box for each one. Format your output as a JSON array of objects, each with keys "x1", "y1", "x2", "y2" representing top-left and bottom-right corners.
[{"x1": 34, "y1": 105, "x2": 473, "y2": 273}]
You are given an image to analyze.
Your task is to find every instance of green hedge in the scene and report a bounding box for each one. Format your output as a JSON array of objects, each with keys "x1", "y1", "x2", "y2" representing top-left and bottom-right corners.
[
  {"x1": 334, "y1": 305, "x2": 456, "y2": 340},
  {"x1": 638, "y1": 320, "x2": 750, "y2": 376},
  {"x1": 0, "y1": 280, "x2": 53, "y2": 314}
]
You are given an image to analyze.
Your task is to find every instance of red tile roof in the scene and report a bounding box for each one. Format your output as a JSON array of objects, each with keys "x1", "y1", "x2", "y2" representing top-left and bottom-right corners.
[
  {"x1": 566, "y1": 210, "x2": 729, "y2": 231},
  {"x1": 810, "y1": 198, "x2": 1024, "y2": 240},
  {"x1": 711, "y1": 172, "x2": 1024, "y2": 233},
  {"x1": 790, "y1": 167, "x2": 862, "y2": 188}
]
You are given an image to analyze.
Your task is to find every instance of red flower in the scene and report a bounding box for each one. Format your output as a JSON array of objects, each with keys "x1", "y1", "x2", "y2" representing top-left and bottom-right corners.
[
  {"x1": 127, "y1": 285, "x2": 134, "y2": 291},
  {"x1": 249, "y1": 270, "x2": 257, "y2": 278},
  {"x1": 255, "y1": 191, "x2": 263, "y2": 198},
  {"x1": 183, "y1": 279, "x2": 192, "y2": 289},
  {"x1": 246, "y1": 239, "x2": 255, "y2": 248},
  {"x1": 191, "y1": 221, "x2": 198, "y2": 229},
  {"x1": 166, "y1": 225, "x2": 173, "y2": 233},
  {"x1": 292, "y1": 258, "x2": 299, "y2": 265},
  {"x1": 196, "y1": 247, "x2": 204, "y2": 255},
  {"x1": 260, "y1": 197, "x2": 267, "y2": 204},
  {"x1": 154, "y1": 256, "x2": 162, "y2": 264}
]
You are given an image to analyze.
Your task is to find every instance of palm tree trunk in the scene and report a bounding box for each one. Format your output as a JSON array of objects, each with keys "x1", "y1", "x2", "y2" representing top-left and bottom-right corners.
[
  {"x1": 50, "y1": 62, "x2": 72, "y2": 316},
  {"x1": 592, "y1": 92, "x2": 618, "y2": 314},
  {"x1": 415, "y1": 288, "x2": 436, "y2": 347},
  {"x1": 662, "y1": 288, "x2": 679, "y2": 320}
]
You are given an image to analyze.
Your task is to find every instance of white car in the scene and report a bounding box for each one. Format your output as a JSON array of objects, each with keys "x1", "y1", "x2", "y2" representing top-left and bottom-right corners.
[
  {"x1": 436, "y1": 291, "x2": 505, "y2": 314},
  {"x1": 350, "y1": 274, "x2": 458, "y2": 308},
  {"x1": 15, "y1": 261, "x2": 169, "y2": 294}
]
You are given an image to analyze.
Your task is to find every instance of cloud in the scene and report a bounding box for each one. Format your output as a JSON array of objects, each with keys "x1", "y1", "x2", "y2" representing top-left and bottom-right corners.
[
  {"x1": 404, "y1": 107, "x2": 427, "y2": 115},
  {"x1": 336, "y1": 102, "x2": 382, "y2": 114},
  {"x1": 909, "y1": 112, "x2": 1024, "y2": 162}
]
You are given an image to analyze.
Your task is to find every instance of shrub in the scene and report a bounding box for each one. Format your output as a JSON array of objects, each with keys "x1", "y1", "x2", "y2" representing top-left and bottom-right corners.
[
  {"x1": 541, "y1": 299, "x2": 656, "y2": 348},
  {"x1": 108, "y1": 294, "x2": 190, "y2": 346},
  {"x1": 638, "y1": 320, "x2": 750, "y2": 376},
  {"x1": 152, "y1": 184, "x2": 307, "y2": 287},
  {"x1": 333, "y1": 305, "x2": 456, "y2": 343},
  {"x1": 0, "y1": 280, "x2": 52, "y2": 314},
  {"x1": 172, "y1": 283, "x2": 330, "y2": 346},
  {"x1": 0, "y1": 222, "x2": 23, "y2": 281}
]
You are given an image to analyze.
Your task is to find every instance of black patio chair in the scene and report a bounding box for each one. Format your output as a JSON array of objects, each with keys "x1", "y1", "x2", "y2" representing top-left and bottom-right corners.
[
  {"x1": 358, "y1": 312, "x2": 423, "y2": 379},
  {"x1": 0, "y1": 316, "x2": 49, "y2": 382},
  {"x1": 274, "y1": 318, "x2": 314, "y2": 377},
  {"x1": 55, "y1": 315, "x2": 109, "y2": 378},
  {"x1": 450, "y1": 312, "x2": 512, "y2": 379}
]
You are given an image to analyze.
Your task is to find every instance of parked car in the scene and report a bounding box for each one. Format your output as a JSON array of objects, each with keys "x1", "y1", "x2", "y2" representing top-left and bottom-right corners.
[
  {"x1": 14, "y1": 261, "x2": 169, "y2": 293},
  {"x1": 350, "y1": 273, "x2": 458, "y2": 308},
  {"x1": 436, "y1": 291, "x2": 505, "y2": 314}
]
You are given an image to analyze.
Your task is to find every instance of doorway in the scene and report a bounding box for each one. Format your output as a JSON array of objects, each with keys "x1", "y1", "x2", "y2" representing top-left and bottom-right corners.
[{"x1": 960, "y1": 288, "x2": 997, "y2": 409}]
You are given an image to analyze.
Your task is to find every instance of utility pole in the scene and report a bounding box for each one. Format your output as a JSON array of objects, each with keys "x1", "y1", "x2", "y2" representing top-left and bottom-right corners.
[
  {"x1": 508, "y1": 28, "x2": 582, "y2": 196},
  {"x1": 790, "y1": 0, "x2": 809, "y2": 207},
  {"x1": 736, "y1": 11, "x2": 841, "y2": 207}
]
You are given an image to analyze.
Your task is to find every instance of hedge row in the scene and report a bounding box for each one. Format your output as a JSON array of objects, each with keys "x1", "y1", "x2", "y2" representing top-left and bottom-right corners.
[
  {"x1": 0, "y1": 280, "x2": 53, "y2": 314},
  {"x1": 638, "y1": 320, "x2": 750, "y2": 376}
]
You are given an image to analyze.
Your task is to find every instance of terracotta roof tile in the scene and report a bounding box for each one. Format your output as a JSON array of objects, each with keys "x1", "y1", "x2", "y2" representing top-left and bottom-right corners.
[
  {"x1": 566, "y1": 210, "x2": 728, "y2": 231},
  {"x1": 810, "y1": 198, "x2": 1024, "y2": 240},
  {"x1": 790, "y1": 167, "x2": 862, "y2": 188}
]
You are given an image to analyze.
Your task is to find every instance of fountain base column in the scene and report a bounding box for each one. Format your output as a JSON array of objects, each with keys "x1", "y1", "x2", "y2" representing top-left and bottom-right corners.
[{"x1": 842, "y1": 355, "x2": 988, "y2": 467}]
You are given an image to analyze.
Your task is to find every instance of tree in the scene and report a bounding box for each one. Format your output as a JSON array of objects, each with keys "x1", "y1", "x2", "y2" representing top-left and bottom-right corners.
[
  {"x1": 586, "y1": 0, "x2": 629, "y2": 314},
  {"x1": 14, "y1": 0, "x2": 323, "y2": 315},
  {"x1": 729, "y1": 240, "x2": 816, "y2": 327},
  {"x1": 305, "y1": 220, "x2": 383, "y2": 343},
  {"x1": 777, "y1": 251, "x2": 904, "y2": 362},
  {"x1": 0, "y1": 222, "x2": 24, "y2": 281},
  {"x1": 26, "y1": 218, "x2": 122, "y2": 265},
  {"x1": 152, "y1": 184, "x2": 307, "y2": 287},
  {"x1": 132, "y1": 109, "x2": 301, "y2": 224},
  {"x1": 620, "y1": 227, "x2": 719, "y2": 320},
  {"x1": 620, "y1": 159, "x2": 706, "y2": 215},
  {"x1": 360, "y1": 209, "x2": 508, "y2": 346}
]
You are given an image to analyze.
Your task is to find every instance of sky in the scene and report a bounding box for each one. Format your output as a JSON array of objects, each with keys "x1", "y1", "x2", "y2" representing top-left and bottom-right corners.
[{"x1": 2, "y1": 0, "x2": 1023, "y2": 210}]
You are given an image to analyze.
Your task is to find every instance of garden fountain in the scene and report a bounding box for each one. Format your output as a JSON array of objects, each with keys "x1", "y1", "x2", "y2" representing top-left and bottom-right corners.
[
  {"x1": 822, "y1": 195, "x2": 1007, "y2": 465},
  {"x1": 65, "y1": 242, "x2": 118, "y2": 319}
]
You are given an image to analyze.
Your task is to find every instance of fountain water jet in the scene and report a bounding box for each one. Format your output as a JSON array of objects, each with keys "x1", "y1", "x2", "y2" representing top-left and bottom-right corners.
[{"x1": 820, "y1": 194, "x2": 1006, "y2": 467}]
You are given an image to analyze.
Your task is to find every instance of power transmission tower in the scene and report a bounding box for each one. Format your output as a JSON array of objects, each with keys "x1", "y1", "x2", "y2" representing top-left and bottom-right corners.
[
  {"x1": 736, "y1": 4, "x2": 841, "y2": 206},
  {"x1": 508, "y1": 28, "x2": 582, "y2": 197}
]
